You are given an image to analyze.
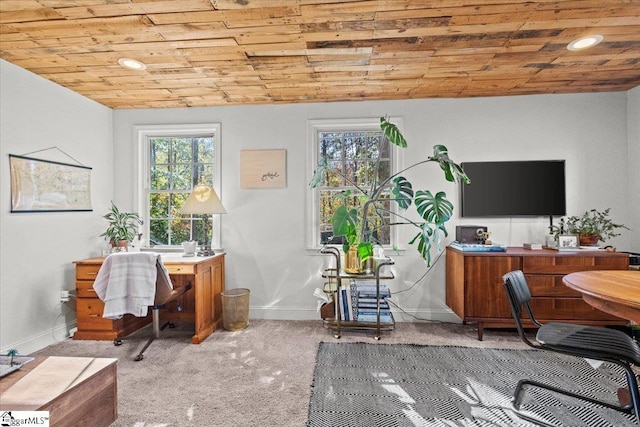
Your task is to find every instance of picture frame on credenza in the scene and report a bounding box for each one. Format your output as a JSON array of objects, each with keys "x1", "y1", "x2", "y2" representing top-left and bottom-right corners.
[{"x1": 558, "y1": 234, "x2": 579, "y2": 249}]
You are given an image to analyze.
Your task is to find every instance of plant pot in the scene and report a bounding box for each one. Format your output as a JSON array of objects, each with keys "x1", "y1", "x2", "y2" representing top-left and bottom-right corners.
[
  {"x1": 579, "y1": 234, "x2": 600, "y2": 246},
  {"x1": 110, "y1": 240, "x2": 129, "y2": 253},
  {"x1": 344, "y1": 246, "x2": 364, "y2": 274}
]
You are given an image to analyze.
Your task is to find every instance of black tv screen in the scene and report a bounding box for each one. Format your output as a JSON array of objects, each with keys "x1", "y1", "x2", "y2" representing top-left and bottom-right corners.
[{"x1": 460, "y1": 160, "x2": 566, "y2": 217}]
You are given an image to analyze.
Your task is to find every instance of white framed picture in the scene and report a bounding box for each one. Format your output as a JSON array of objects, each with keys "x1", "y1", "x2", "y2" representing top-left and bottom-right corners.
[{"x1": 558, "y1": 234, "x2": 579, "y2": 248}]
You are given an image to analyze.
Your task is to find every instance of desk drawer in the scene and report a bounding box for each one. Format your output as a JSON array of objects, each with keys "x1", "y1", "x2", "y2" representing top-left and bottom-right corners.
[
  {"x1": 76, "y1": 264, "x2": 101, "y2": 280},
  {"x1": 76, "y1": 299, "x2": 113, "y2": 330},
  {"x1": 165, "y1": 264, "x2": 195, "y2": 275},
  {"x1": 76, "y1": 279, "x2": 99, "y2": 298}
]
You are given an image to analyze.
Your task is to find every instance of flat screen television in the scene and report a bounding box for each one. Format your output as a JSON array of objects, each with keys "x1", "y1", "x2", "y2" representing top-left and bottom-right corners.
[{"x1": 460, "y1": 160, "x2": 566, "y2": 217}]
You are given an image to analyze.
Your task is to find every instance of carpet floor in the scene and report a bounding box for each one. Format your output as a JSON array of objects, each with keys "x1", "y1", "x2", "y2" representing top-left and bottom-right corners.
[
  {"x1": 28, "y1": 320, "x2": 633, "y2": 426},
  {"x1": 308, "y1": 342, "x2": 636, "y2": 427}
]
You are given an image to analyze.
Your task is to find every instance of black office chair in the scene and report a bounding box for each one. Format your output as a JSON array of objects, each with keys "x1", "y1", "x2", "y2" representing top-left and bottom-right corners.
[
  {"x1": 502, "y1": 269, "x2": 640, "y2": 424},
  {"x1": 94, "y1": 252, "x2": 192, "y2": 361}
]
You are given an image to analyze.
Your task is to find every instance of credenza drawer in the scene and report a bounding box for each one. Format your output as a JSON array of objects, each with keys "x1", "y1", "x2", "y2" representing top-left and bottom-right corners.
[
  {"x1": 525, "y1": 275, "x2": 580, "y2": 297},
  {"x1": 523, "y1": 255, "x2": 628, "y2": 274}
]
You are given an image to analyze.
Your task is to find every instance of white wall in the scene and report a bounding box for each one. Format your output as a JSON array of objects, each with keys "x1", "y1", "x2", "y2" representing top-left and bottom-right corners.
[
  {"x1": 628, "y1": 86, "x2": 640, "y2": 253},
  {"x1": 1, "y1": 56, "x2": 636, "y2": 353},
  {"x1": 0, "y1": 60, "x2": 113, "y2": 353},
  {"x1": 113, "y1": 91, "x2": 633, "y2": 324}
]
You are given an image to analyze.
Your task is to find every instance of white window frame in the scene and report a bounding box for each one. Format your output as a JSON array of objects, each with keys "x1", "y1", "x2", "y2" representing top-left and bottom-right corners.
[
  {"x1": 305, "y1": 117, "x2": 405, "y2": 252},
  {"x1": 135, "y1": 123, "x2": 223, "y2": 250}
]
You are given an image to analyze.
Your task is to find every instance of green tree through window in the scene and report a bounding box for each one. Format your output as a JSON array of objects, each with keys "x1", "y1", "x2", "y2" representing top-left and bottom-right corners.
[
  {"x1": 148, "y1": 135, "x2": 215, "y2": 245},
  {"x1": 317, "y1": 129, "x2": 392, "y2": 246}
]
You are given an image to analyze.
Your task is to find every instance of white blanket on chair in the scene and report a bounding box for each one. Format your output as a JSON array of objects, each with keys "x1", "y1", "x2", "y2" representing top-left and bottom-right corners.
[{"x1": 93, "y1": 252, "x2": 159, "y2": 319}]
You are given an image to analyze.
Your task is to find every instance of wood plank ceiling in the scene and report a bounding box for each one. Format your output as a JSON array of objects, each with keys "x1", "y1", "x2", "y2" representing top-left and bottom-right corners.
[{"x1": 1, "y1": 0, "x2": 639, "y2": 109}]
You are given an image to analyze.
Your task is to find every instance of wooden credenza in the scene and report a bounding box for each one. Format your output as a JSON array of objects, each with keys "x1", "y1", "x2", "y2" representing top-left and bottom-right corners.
[
  {"x1": 446, "y1": 246, "x2": 629, "y2": 340},
  {"x1": 73, "y1": 253, "x2": 225, "y2": 344}
]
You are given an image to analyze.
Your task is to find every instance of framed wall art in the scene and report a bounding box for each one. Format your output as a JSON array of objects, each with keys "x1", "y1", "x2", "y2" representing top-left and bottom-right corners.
[
  {"x1": 240, "y1": 149, "x2": 287, "y2": 189},
  {"x1": 9, "y1": 154, "x2": 92, "y2": 212}
]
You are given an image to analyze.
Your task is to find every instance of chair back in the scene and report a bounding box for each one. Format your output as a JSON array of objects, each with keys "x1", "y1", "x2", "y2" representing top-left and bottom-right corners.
[
  {"x1": 154, "y1": 258, "x2": 174, "y2": 305},
  {"x1": 502, "y1": 270, "x2": 541, "y2": 347}
]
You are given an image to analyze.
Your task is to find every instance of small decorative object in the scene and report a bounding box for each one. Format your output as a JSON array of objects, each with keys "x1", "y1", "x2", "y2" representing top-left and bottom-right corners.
[
  {"x1": 558, "y1": 234, "x2": 579, "y2": 249},
  {"x1": 6, "y1": 349, "x2": 19, "y2": 366},
  {"x1": 100, "y1": 201, "x2": 143, "y2": 251},
  {"x1": 182, "y1": 241, "x2": 197, "y2": 256}
]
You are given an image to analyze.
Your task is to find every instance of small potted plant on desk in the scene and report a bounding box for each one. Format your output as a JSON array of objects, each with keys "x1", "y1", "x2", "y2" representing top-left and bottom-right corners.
[
  {"x1": 565, "y1": 208, "x2": 629, "y2": 247},
  {"x1": 309, "y1": 117, "x2": 469, "y2": 271},
  {"x1": 100, "y1": 201, "x2": 143, "y2": 252}
]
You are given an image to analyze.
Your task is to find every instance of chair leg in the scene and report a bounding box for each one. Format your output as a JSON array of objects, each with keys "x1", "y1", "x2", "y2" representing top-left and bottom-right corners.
[
  {"x1": 514, "y1": 364, "x2": 640, "y2": 425},
  {"x1": 135, "y1": 308, "x2": 161, "y2": 361},
  {"x1": 515, "y1": 378, "x2": 635, "y2": 414},
  {"x1": 623, "y1": 368, "x2": 640, "y2": 424}
]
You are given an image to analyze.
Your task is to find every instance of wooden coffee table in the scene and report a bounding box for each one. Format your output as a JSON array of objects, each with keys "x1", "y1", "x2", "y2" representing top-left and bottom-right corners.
[{"x1": 0, "y1": 356, "x2": 117, "y2": 427}]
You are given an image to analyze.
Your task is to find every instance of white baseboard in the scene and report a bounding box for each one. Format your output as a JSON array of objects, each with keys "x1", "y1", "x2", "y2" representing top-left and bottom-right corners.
[
  {"x1": 248, "y1": 306, "x2": 462, "y2": 323},
  {"x1": 0, "y1": 320, "x2": 77, "y2": 355}
]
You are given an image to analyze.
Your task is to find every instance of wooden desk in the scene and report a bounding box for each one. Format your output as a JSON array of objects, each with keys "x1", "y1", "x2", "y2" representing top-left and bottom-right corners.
[
  {"x1": 563, "y1": 270, "x2": 640, "y2": 323},
  {"x1": 0, "y1": 356, "x2": 117, "y2": 427},
  {"x1": 73, "y1": 253, "x2": 225, "y2": 344}
]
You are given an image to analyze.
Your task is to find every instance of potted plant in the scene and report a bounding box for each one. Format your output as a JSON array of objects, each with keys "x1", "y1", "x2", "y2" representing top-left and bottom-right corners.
[
  {"x1": 100, "y1": 201, "x2": 143, "y2": 251},
  {"x1": 565, "y1": 208, "x2": 629, "y2": 246},
  {"x1": 310, "y1": 117, "x2": 469, "y2": 269}
]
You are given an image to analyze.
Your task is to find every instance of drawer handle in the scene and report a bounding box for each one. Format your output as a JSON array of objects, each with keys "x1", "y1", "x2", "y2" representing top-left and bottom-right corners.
[
  {"x1": 88, "y1": 314, "x2": 100, "y2": 318},
  {"x1": 87, "y1": 289, "x2": 96, "y2": 293}
]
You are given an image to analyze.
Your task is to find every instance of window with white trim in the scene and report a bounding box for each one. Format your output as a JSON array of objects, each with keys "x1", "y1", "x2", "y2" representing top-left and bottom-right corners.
[
  {"x1": 137, "y1": 124, "x2": 222, "y2": 248},
  {"x1": 307, "y1": 118, "x2": 403, "y2": 250}
]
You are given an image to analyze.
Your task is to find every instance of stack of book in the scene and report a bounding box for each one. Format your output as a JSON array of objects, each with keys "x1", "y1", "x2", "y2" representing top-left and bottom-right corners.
[
  {"x1": 338, "y1": 279, "x2": 393, "y2": 323},
  {"x1": 449, "y1": 242, "x2": 507, "y2": 252}
]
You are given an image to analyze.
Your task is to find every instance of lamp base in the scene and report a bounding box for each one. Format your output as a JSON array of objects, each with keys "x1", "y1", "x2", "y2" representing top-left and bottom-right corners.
[{"x1": 197, "y1": 246, "x2": 215, "y2": 257}]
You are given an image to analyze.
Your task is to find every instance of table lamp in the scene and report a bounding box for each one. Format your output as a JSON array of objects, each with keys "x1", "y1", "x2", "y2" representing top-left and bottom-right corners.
[{"x1": 180, "y1": 182, "x2": 226, "y2": 256}]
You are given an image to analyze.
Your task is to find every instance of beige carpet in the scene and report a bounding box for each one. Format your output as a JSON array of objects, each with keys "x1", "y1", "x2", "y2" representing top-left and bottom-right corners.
[{"x1": 32, "y1": 320, "x2": 527, "y2": 426}]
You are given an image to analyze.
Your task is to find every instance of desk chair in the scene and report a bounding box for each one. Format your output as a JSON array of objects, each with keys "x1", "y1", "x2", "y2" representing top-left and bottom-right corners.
[
  {"x1": 502, "y1": 270, "x2": 640, "y2": 425},
  {"x1": 93, "y1": 252, "x2": 192, "y2": 361}
]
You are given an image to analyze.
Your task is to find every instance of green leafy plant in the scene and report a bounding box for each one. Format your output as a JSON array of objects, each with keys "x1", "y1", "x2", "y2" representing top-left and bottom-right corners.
[
  {"x1": 565, "y1": 208, "x2": 629, "y2": 243},
  {"x1": 310, "y1": 117, "x2": 469, "y2": 266},
  {"x1": 100, "y1": 201, "x2": 143, "y2": 246}
]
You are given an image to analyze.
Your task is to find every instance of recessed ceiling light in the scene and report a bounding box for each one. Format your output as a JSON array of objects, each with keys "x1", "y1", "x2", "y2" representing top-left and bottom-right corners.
[
  {"x1": 117, "y1": 57, "x2": 147, "y2": 70},
  {"x1": 567, "y1": 35, "x2": 604, "y2": 51}
]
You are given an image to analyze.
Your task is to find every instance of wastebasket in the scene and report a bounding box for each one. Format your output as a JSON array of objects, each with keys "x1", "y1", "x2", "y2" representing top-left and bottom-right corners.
[{"x1": 221, "y1": 288, "x2": 250, "y2": 331}]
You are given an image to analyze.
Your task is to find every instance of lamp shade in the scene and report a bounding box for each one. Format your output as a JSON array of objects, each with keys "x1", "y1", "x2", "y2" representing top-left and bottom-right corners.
[{"x1": 180, "y1": 183, "x2": 226, "y2": 215}]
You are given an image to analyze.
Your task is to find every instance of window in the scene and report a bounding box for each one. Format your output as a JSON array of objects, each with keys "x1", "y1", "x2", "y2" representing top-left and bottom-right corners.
[
  {"x1": 306, "y1": 118, "x2": 403, "y2": 250},
  {"x1": 137, "y1": 124, "x2": 222, "y2": 248}
]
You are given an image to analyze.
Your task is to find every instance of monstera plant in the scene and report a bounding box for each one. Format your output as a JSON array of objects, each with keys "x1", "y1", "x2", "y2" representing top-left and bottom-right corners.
[{"x1": 309, "y1": 117, "x2": 469, "y2": 267}]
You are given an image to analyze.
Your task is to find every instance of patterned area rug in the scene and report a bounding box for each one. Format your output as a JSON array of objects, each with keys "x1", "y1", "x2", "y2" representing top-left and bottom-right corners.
[{"x1": 307, "y1": 342, "x2": 635, "y2": 426}]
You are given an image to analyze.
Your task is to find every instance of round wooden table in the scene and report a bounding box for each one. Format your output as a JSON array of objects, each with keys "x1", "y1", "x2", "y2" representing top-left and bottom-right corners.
[{"x1": 563, "y1": 270, "x2": 640, "y2": 323}]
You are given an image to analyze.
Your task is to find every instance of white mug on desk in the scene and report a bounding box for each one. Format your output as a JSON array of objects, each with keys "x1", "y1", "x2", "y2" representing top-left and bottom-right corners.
[{"x1": 182, "y1": 241, "x2": 197, "y2": 256}]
